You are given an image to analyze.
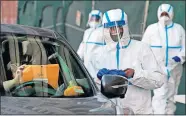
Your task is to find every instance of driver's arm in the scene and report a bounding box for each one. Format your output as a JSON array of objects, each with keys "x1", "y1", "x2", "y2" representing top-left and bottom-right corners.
[
  {"x1": 0, "y1": 65, "x2": 24, "y2": 94},
  {"x1": 2, "y1": 77, "x2": 19, "y2": 92},
  {"x1": 0, "y1": 78, "x2": 19, "y2": 95}
]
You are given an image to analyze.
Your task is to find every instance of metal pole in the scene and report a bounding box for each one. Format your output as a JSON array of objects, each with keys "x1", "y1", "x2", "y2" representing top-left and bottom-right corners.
[
  {"x1": 142, "y1": 0, "x2": 150, "y2": 34},
  {"x1": 92, "y1": 0, "x2": 95, "y2": 10}
]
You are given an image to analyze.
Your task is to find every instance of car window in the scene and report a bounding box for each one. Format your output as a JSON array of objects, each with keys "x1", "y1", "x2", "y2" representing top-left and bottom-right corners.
[{"x1": 0, "y1": 34, "x2": 93, "y2": 98}]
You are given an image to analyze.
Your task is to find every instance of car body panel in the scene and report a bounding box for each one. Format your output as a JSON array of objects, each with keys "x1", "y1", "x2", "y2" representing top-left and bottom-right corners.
[{"x1": 1, "y1": 93, "x2": 116, "y2": 115}]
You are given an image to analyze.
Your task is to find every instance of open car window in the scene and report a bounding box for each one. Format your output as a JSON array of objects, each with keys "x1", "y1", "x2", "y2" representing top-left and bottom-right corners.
[{"x1": 0, "y1": 34, "x2": 93, "y2": 98}]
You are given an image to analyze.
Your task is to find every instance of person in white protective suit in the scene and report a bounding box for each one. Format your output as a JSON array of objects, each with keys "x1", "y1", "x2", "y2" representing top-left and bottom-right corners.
[
  {"x1": 77, "y1": 10, "x2": 104, "y2": 63},
  {"x1": 142, "y1": 4, "x2": 185, "y2": 114},
  {"x1": 89, "y1": 9, "x2": 166, "y2": 114}
]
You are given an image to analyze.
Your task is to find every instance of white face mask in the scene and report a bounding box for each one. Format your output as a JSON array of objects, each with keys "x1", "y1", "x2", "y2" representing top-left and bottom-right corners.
[
  {"x1": 89, "y1": 22, "x2": 99, "y2": 28},
  {"x1": 159, "y1": 16, "x2": 170, "y2": 26}
]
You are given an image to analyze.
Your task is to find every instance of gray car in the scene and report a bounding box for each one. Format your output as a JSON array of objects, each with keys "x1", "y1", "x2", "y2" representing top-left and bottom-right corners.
[{"x1": 0, "y1": 24, "x2": 133, "y2": 115}]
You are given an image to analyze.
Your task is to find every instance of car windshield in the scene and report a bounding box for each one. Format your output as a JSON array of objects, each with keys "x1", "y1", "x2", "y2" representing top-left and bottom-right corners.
[{"x1": 0, "y1": 33, "x2": 94, "y2": 98}]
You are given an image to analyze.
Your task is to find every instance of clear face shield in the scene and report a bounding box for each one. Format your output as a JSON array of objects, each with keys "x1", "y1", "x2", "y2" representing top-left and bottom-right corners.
[
  {"x1": 88, "y1": 15, "x2": 101, "y2": 28},
  {"x1": 102, "y1": 21, "x2": 125, "y2": 48},
  {"x1": 109, "y1": 25, "x2": 124, "y2": 42}
]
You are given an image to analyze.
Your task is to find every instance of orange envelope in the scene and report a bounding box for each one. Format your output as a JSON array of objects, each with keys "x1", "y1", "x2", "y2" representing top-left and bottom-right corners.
[{"x1": 21, "y1": 64, "x2": 59, "y2": 89}]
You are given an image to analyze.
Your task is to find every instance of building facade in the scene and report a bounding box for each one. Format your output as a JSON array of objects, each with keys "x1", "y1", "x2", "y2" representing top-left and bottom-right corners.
[{"x1": 1, "y1": 0, "x2": 18, "y2": 24}]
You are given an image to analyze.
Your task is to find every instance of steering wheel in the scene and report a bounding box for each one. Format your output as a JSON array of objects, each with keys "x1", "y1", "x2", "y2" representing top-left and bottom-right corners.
[{"x1": 10, "y1": 80, "x2": 56, "y2": 97}]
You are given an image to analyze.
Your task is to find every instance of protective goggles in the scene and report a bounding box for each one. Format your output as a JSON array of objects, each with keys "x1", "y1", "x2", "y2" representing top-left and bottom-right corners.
[
  {"x1": 90, "y1": 15, "x2": 101, "y2": 22},
  {"x1": 104, "y1": 20, "x2": 125, "y2": 28}
]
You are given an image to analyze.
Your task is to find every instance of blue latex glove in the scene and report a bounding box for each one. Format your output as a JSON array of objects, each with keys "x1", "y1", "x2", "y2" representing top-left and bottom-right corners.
[
  {"x1": 97, "y1": 68, "x2": 110, "y2": 80},
  {"x1": 172, "y1": 56, "x2": 181, "y2": 62},
  {"x1": 108, "y1": 69, "x2": 126, "y2": 77},
  {"x1": 97, "y1": 68, "x2": 126, "y2": 80}
]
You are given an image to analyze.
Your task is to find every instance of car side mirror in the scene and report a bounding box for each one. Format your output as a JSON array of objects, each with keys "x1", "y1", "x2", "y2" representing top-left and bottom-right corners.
[{"x1": 101, "y1": 75, "x2": 128, "y2": 99}]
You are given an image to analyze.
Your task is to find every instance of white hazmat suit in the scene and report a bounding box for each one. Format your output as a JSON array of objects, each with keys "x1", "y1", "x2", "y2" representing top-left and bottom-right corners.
[
  {"x1": 89, "y1": 9, "x2": 165, "y2": 114},
  {"x1": 77, "y1": 10, "x2": 104, "y2": 69},
  {"x1": 142, "y1": 4, "x2": 185, "y2": 114}
]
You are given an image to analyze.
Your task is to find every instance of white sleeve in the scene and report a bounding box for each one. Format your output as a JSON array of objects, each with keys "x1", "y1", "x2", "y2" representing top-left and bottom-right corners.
[
  {"x1": 88, "y1": 53, "x2": 101, "y2": 79},
  {"x1": 141, "y1": 26, "x2": 152, "y2": 44},
  {"x1": 177, "y1": 26, "x2": 185, "y2": 64},
  {"x1": 77, "y1": 32, "x2": 87, "y2": 60},
  {"x1": 77, "y1": 42, "x2": 84, "y2": 60},
  {"x1": 88, "y1": 47, "x2": 105, "y2": 79},
  {"x1": 129, "y1": 45, "x2": 166, "y2": 90}
]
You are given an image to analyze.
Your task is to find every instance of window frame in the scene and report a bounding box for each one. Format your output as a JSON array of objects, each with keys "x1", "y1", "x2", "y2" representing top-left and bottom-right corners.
[
  {"x1": 22, "y1": 1, "x2": 34, "y2": 14},
  {"x1": 0, "y1": 39, "x2": 7, "y2": 82},
  {"x1": 0, "y1": 32, "x2": 98, "y2": 97},
  {"x1": 40, "y1": 5, "x2": 54, "y2": 28},
  {"x1": 56, "y1": 7, "x2": 62, "y2": 33}
]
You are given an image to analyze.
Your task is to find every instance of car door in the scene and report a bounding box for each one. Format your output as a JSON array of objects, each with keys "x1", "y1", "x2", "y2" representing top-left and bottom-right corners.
[{"x1": 0, "y1": 39, "x2": 6, "y2": 83}]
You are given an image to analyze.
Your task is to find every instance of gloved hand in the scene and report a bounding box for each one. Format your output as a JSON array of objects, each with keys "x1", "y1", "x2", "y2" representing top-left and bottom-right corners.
[
  {"x1": 172, "y1": 56, "x2": 181, "y2": 62},
  {"x1": 124, "y1": 68, "x2": 135, "y2": 78},
  {"x1": 97, "y1": 68, "x2": 110, "y2": 80},
  {"x1": 168, "y1": 56, "x2": 181, "y2": 66},
  {"x1": 97, "y1": 68, "x2": 126, "y2": 80},
  {"x1": 3, "y1": 65, "x2": 25, "y2": 91}
]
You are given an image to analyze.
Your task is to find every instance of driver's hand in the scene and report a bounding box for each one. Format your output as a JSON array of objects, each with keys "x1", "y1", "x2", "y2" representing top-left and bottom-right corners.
[
  {"x1": 13, "y1": 65, "x2": 25, "y2": 85},
  {"x1": 3, "y1": 65, "x2": 25, "y2": 91}
]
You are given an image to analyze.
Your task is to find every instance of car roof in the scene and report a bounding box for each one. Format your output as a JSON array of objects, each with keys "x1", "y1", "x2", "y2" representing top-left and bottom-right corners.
[{"x1": 1, "y1": 24, "x2": 63, "y2": 39}]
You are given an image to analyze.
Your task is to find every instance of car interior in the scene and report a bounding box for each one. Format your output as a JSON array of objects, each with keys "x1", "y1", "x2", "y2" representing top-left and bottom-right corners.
[{"x1": 0, "y1": 34, "x2": 93, "y2": 98}]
